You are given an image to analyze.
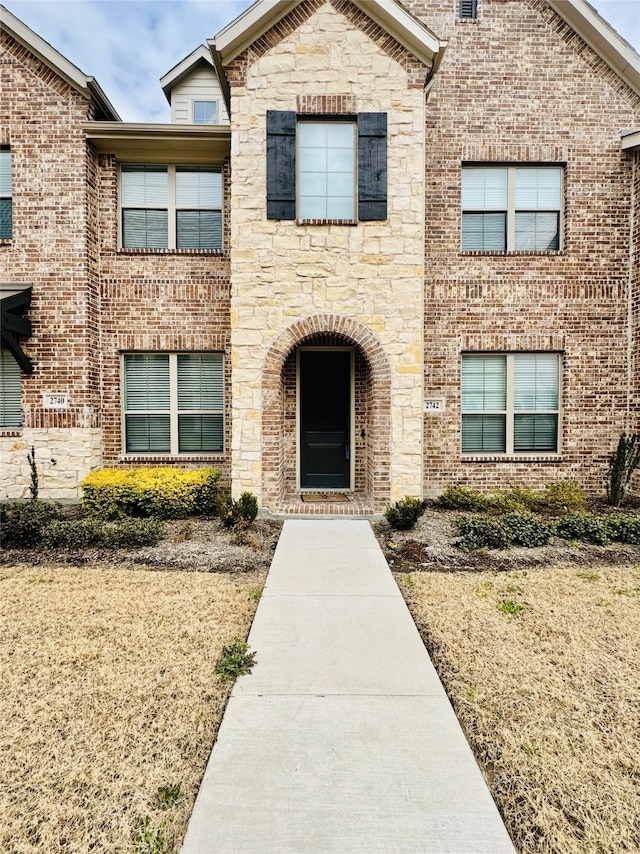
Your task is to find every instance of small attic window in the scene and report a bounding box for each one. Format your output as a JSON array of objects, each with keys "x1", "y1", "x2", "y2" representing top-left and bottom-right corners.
[
  {"x1": 459, "y1": 0, "x2": 478, "y2": 19},
  {"x1": 194, "y1": 101, "x2": 217, "y2": 125}
]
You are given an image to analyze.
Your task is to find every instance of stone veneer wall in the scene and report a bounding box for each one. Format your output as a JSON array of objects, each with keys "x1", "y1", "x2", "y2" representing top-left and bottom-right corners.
[
  {"x1": 407, "y1": 0, "x2": 640, "y2": 496},
  {"x1": 0, "y1": 31, "x2": 103, "y2": 499},
  {"x1": 227, "y1": 0, "x2": 428, "y2": 509}
]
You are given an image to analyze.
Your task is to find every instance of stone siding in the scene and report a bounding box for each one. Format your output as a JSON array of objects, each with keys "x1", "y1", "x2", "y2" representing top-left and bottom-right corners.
[{"x1": 228, "y1": 0, "x2": 428, "y2": 509}]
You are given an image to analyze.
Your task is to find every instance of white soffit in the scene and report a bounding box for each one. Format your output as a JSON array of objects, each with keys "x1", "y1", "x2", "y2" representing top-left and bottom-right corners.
[
  {"x1": 547, "y1": 0, "x2": 640, "y2": 96},
  {"x1": 0, "y1": 4, "x2": 120, "y2": 119},
  {"x1": 621, "y1": 129, "x2": 640, "y2": 151},
  {"x1": 213, "y1": 0, "x2": 442, "y2": 67}
]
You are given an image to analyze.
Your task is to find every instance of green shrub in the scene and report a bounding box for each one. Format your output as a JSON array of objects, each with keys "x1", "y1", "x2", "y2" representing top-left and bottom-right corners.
[
  {"x1": 42, "y1": 519, "x2": 104, "y2": 549},
  {"x1": 0, "y1": 500, "x2": 63, "y2": 548},
  {"x1": 536, "y1": 479, "x2": 586, "y2": 514},
  {"x1": 81, "y1": 467, "x2": 221, "y2": 519},
  {"x1": 214, "y1": 639, "x2": 257, "y2": 681},
  {"x1": 436, "y1": 485, "x2": 488, "y2": 512},
  {"x1": 500, "y1": 511, "x2": 552, "y2": 547},
  {"x1": 103, "y1": 518, "x2": 164, "y2": 548},
  {"x1": 384, "y1": 496, "x2": 426, "y2": 531},
  {"x1": 457, "y1": 516, "x2": 509, "y2": 550},
  {"x1": 219, "y1": 491, "x2": 259, "y2": 528},
  {"x1": 554, "y1": 513, "x2": 610, "y2": 545},
  {"x1": 488, "y1": 485, "x2": 538, "y2": 514},
  {"x1": 605, "y1": 514, "x2": 640, "y2": 545}
]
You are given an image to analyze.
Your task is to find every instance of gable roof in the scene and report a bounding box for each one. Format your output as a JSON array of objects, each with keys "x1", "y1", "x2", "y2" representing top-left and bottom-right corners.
[
  {"x1": 546, "y1": 0, "x2": 640, "y2": 96},
  {"x1": 0, "y1": 4, "x2": 120, "y2": 120},
  {"x1": 211, "y1": 0, "x2": 443, "y2": 69},
  {"x1": 160, "y1": 45, "x2": 216, "y2": 105}
]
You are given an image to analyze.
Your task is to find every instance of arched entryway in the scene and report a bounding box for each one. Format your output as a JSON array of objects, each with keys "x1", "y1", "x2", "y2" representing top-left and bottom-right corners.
[{"x1": 262, "y1": 315, "x2": 391, "y2": 513}]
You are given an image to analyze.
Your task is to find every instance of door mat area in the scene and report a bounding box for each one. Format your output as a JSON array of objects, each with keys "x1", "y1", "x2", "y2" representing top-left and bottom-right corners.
[{"x1": 301, "y1": 492, "x2": 349, "y2": 503}]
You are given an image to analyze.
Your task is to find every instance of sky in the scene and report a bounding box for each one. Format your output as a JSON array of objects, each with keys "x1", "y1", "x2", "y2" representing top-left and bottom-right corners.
[{"x1": 2, "y1": 0, "x2": 639, "y2": 122}]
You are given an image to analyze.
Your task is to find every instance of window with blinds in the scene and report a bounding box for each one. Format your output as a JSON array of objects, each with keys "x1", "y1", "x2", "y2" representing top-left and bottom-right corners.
[
  {"x1": 121, "y1": 165, "x2": 222, "y2": 250},
  {"x1": 0, "y1": 147, "x2": 12, "y2": 240},
  {"x1": 462, "y1": 353, "x2": 559, "y2": 454},
  {"x1": 462, "y1": 166, "x2": 562, "y2": 251},
  {"x1": 123, "y1": 353, "x2": 224, "y2": 454},
  {"x1": 0, "y1": 349, "x2": 21, "y2": 427}
]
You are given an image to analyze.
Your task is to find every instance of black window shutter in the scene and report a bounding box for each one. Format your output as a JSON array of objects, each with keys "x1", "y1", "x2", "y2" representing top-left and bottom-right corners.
[
  {"x1": 266, "y1": 110, "x2": 296, "y2": 220},
  {"x1": 358, "y1": 113, "x2": 387, "y2": 221}
]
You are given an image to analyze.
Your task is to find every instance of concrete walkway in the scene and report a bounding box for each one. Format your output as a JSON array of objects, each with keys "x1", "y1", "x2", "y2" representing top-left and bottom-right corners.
[{"x1": 181, "y1": 520, "x2": 515, "y2": 853}]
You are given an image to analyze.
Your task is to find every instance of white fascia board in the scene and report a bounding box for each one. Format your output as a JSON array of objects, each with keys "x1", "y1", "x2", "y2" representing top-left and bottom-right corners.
[
  {"x1": 351, "y1": 0, "x2": 440, "y2": 65},
  {"x1": 83, "y1": 121, "x2": 231, "y2": 162},
  {"x1": 0, "y1": 4, "x2": 120, "y2": 119},
  {"x1": 547, "y1": 0, "x2": 640, "y2": 96},
  {"x1": 215, "y1": 0, "x2": 299, "y2": 64},
  {"x1": 621, "y1": 129, "x2": 640, "y2": 151},
  {"x1": 214, "y1": 0, "x2": 441, "y2": 66},
  {"x1": 160, "y1": 45, "x2": 215, "y2": 103}
]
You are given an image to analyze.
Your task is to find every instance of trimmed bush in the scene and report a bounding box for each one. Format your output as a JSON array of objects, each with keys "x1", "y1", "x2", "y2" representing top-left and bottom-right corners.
[
  {"x1": 384, "y1": 496, "x2": 426, "y2": 531},
  {"x1": 500, "y1": 511, "x2": 552, "y2": 547},
  {"x1": 436, "y1": 485, "x2": 488, "y2": 512},
  {"x1": 488, "y1": 486, "x2": 538, "y2": 514},
  {"x1": 219, "y1": 491, "x2": 259, "y2": 529},
  {"x1": 0, "y1": 501, "x2": 63, "y2": 548},
  {"x1": 102, "y1": 518, "x2": 164, "y2": 548},
  {"x1": 457, "y1": 516, "x2": 509, "y2": 551},
  {"x1": 42, "y1": 519, "x2": 104, "y2": 549},
  {"x1": 554, "y1": 513, "x2": 610, "y2": 545},
  {"x1": 81, "y1": 467, "x2": 221, "y2": 519},
  {"x1": 605, "y1": 514, "x2": 640, "y2": 545},
  {"x1": 536, "y1": 480, "x2": 586, "y2": 514}
]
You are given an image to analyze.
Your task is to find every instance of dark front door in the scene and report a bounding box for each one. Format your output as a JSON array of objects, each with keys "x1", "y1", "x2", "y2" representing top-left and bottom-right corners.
[{"x1": 299, "y1": 349, "x2": 351, "y2": 489}]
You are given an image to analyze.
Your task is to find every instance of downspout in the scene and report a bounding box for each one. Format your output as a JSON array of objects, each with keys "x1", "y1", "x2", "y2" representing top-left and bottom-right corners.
[{"x1": 627, "y1": 150, "x2": 636, "y2": 433}]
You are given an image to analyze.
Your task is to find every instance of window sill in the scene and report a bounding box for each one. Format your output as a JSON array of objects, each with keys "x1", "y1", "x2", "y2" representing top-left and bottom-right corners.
[
  {"x1": 296, "y1": 218, "x2": 358, "y2": 226},
  {"x1": 116, "y1": 247, "x2": 225, "y2": 257},
  {"x1": 460, "y1": 249, "x2": 564, "y2": 257},
  {"x1": 119, "y1": 454, "x2": 225, "y2": 463},
  {"x1": 0, "y1": 429, "x2": 22, "y2": 437},
  {"x1": 461, "y1": 454, "x2": 562, "y2": 463},
  {"x1": 0, "y1": 239, "x2": 11, "y2": 246}
]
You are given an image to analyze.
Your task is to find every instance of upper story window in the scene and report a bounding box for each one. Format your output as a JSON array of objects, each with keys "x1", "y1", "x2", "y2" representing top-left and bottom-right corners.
[
  {"x1": 462, "y1": 166, "x2": 562, "y2": 252},
  {"x1": 461, "y1": 353, "x2": 560, "y2": 455},
  {"x1": 193, "y1": 100, "x2": 217, "y2": 125},
  {"x1": 123, "y1": 352, "x2": 224, "y2": 455},
  {"x1": 0, "y1": 349, "x2": 21, "y2": 427},
  {"x1": 0, "y1": 148, "x2": 12, "y2": 240},
  {"x1": 266, "y1": 111, "x2": 387, "y2": 223},
  {"x1": 121, "y1": 164, "x2": 222, "y2": 250},
  {"x1": 298, "y1": 122, "x2": 355, "y2": 220},
  {"x1": 459, "y1": 0, "x2": 478, "y2": 19}
]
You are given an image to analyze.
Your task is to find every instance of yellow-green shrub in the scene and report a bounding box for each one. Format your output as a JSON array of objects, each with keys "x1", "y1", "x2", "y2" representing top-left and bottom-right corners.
[{"x1": 81, "y1": 467, "x2": 221, "y2": 519}]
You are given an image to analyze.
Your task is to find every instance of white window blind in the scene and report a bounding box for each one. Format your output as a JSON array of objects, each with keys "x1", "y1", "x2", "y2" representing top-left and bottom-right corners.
[
  {"x1": 462, "y1": 353, "x2": 559, "y2": 454},
  {"x1": 193, "y1": 101, "x2": 217, "y2": 125},
  {"x1": 121, "y1": 165, "x2": 222, "y2": 250},
  {"x1": 462, "y1": 166, "x2": 561, "y2": 251},
  {"x1": 0, "y1": 349, "x2": 21, "y2": 427},
  {"x1": 123, "y1": 353, "x2": 223, "y2": 454},
  {"x1": 0, "y1": 148, "x2": 12, "y2": 240}
]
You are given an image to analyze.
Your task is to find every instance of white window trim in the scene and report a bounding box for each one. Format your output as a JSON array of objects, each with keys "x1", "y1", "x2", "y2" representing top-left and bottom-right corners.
[
  {"x1": 461, "y1": 165, "x2": 564, "y2": 252},
  {"x1": 119, "y1": 164, "x2": 223, "y2": 250},
  {"x1": 461, "y1": 352, "x2": 561, "y2": 456},
  {"x1": 191, "y1": 99, "x2": 219, "y2": 125},
  {"x1": 121, "y1": 352, "x2": 225, "y2": 456}
]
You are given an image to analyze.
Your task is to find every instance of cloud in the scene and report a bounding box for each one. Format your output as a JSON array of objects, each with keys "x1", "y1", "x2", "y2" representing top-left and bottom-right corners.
[{"x1": 3, "y1": 0, "x2": 639, "y2": 122}]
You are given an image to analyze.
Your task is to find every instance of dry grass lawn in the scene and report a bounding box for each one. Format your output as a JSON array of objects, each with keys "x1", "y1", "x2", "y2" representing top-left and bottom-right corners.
[
  {"x1": 0, "y1": 563, "x2": 265, "y2": 853},
  {"x1": 397, "y1": 562, "x2": 640, "y2": 854}
]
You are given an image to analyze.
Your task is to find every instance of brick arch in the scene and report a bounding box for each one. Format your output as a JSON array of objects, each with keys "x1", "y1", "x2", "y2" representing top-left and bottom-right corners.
[{"x1": 262, "y1": 315, "x2": 392, "y2": 511}]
